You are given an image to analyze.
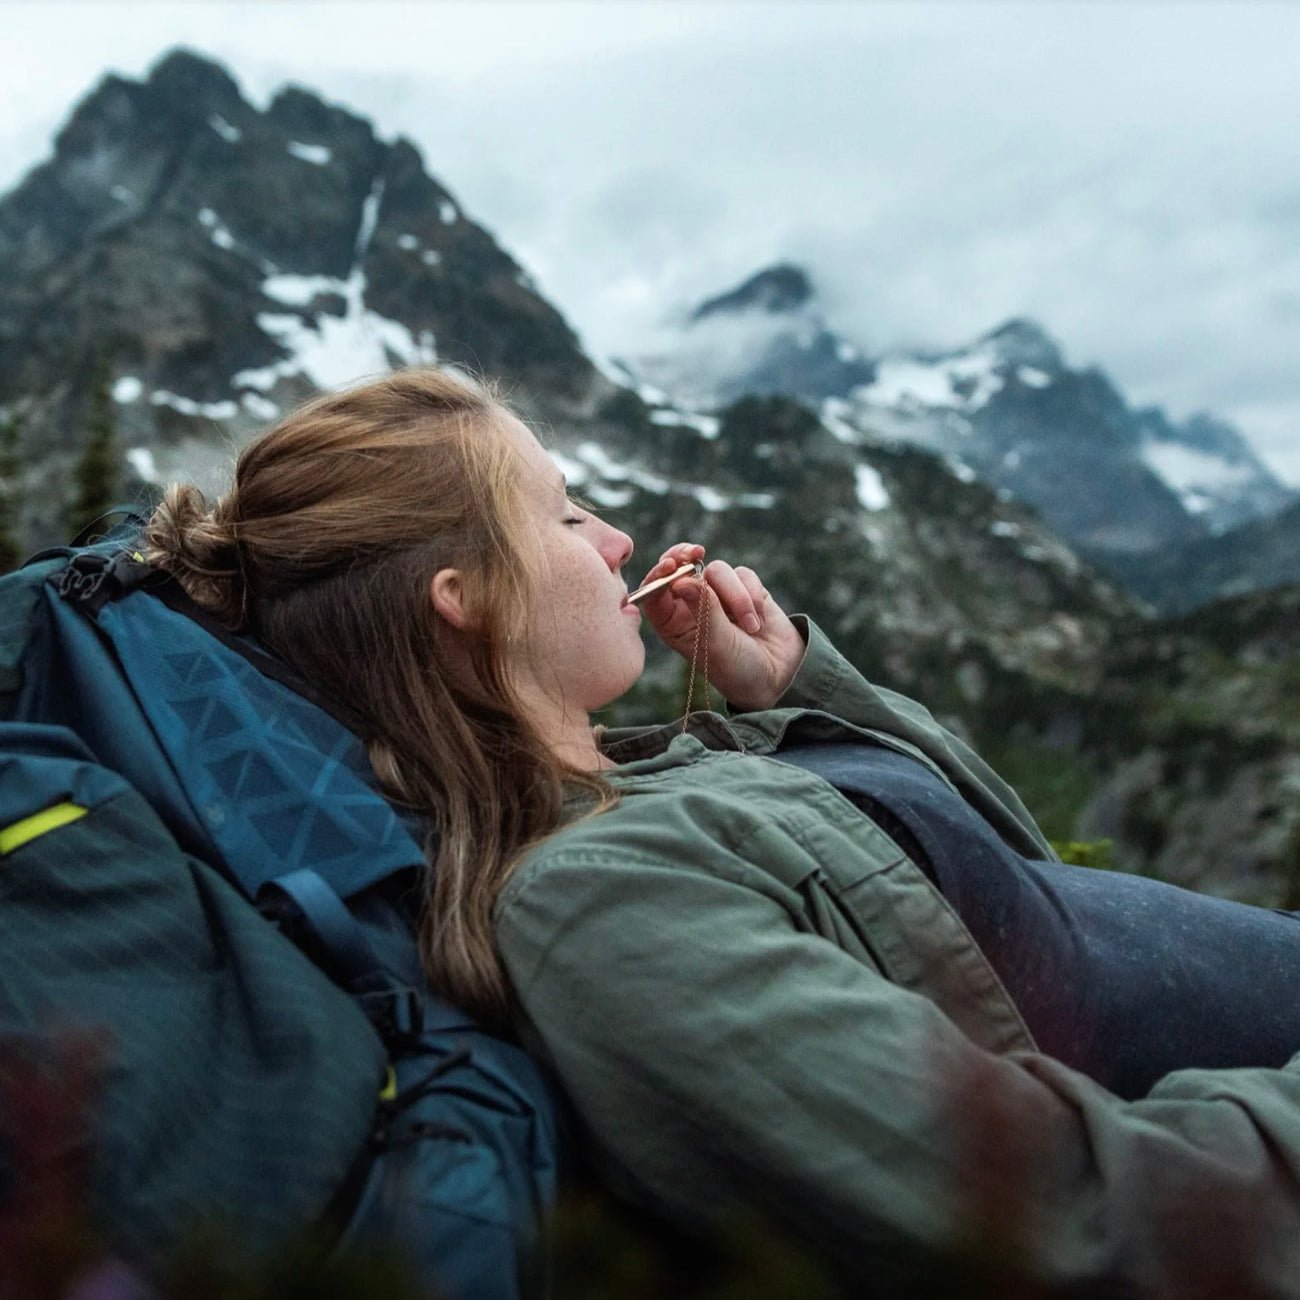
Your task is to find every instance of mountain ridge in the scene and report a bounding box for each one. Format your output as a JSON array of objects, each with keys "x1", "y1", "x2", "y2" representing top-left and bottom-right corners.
[
  {"x1": 628, "y1": 262, "x2": 1295, "y2": 597},
  {"x1": 1, "y1": 47, "x2": 1297, "y2": 903}
]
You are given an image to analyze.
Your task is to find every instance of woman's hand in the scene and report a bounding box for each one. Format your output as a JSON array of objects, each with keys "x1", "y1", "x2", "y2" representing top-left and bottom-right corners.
[{"x1": 636, "y1": 543, "x2": 807, "y2": 713}]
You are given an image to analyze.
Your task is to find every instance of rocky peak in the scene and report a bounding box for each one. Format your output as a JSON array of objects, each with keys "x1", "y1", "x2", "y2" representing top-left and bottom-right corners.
[
  {"x1": 690, "y1": 262, "x2": 814, "y2": 322},
  {"x1": 0, "y1": 45, "x2": 598, "y2": 550},
  {"x1": 144, "y1": 47, "x2": 244, "y2": 111},
  {"x1": 1177, "y1": 411, "x2": 1255, "y2": 461},
  {"x1": 979, "y1": 317, "x2": 1065, "y2": 373}
]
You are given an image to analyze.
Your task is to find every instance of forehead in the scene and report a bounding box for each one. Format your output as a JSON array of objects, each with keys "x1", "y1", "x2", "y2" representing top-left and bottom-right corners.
[{"x1": 499, "y1": 413, "x2": 566, "y2": 493}]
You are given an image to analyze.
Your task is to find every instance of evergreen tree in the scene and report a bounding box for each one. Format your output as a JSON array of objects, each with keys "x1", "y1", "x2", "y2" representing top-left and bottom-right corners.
[
  {"x1": 65, "y1": 356, "x2": 121, "y2": 542},
  {"x1": 0, "y1": 406, "x2": 22, "y2": 572}
]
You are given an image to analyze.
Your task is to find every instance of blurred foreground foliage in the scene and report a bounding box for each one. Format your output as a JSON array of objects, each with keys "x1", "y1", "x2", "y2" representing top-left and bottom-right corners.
[{"x1": 3, "y1": 1024, "x2": 1285, "y2": 1299}]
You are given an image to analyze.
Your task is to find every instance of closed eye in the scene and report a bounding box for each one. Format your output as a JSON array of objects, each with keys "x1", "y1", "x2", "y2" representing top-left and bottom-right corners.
[{"x1": 564, "y1": 494, "x2": 599, "y2": 524}]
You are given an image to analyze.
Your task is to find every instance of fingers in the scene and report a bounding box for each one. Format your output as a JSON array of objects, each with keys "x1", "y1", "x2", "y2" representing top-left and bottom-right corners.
[
  {"x1": 639, "y1": 541, "x2": 705, "y2": 589},
  {"x1": 639, "y1": 546, "x2": 775, "y2": 642},
  {"x1": 704, "y1": 560, "x2": 764, "y2": 635},
  {"x1": 735, "y1": 565, "x2": 769, "y2": 611}
]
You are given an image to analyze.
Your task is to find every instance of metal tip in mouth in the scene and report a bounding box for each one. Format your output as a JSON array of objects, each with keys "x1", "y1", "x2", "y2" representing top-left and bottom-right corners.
[{"x1": 625, "y1": 560, "x2": 704, "y2": 606}]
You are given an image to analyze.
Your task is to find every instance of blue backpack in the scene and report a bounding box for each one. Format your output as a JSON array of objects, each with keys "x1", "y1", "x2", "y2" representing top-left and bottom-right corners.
[{"x1": 0, "y1": 541, "x2": 565, "y2": 1297}]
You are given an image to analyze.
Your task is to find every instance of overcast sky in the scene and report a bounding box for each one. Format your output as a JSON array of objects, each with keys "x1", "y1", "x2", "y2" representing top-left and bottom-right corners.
[{"x1": 3, "y1": 1, "x2": 1299, "y2": 482}]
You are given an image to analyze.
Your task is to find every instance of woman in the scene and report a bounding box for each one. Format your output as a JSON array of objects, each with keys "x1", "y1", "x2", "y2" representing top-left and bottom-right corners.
[{"x1": 146, "y1": 367, "x2": 1300, "y2": 1296}]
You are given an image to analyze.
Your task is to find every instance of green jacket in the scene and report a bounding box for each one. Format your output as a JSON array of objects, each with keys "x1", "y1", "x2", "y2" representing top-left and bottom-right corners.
[{"x1": 495, "y1": 618, "x2": 1300, "y2": 1295}]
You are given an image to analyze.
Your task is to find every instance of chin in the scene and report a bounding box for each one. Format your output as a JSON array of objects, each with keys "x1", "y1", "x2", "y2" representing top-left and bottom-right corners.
[{"x1": 590, "y1": 660, "x2": 645, "y2": 712}]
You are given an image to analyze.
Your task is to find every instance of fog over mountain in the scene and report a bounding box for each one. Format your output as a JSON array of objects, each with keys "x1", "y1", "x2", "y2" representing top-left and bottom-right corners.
[
  {"x1": 625, "y1": 261, "x2": 1297, "y2": 598},
  {"x1": 1, "y1": 2, "x2": 1298, "y2": 483}
]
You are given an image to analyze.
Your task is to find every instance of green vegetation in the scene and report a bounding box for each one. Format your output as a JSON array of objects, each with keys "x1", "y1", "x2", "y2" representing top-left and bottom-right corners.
[
  {"x1": 979, "y1": 735, "x2": 1098, "y2": 844},
  {"x1": 64, "y1": 355, "x2": 121, "y2": 543},
  {"x1": 1050, "y1": 839, "x2": 1116, "y2": 870}
]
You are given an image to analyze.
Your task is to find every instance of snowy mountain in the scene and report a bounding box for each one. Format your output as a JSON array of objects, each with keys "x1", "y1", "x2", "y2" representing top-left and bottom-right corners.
[
  {"x1": 1, "y1": 49, "x2": 1298, "y2": 901},
  {"x1": 629, "y1": 263, "x2": 875, "y2": 408},
  {"x1": 627, "y1": 265, "x2": 1296, "y2": 571},
  {"x1": 0, "y1": 49, "x2": 601, "y2": 540}
]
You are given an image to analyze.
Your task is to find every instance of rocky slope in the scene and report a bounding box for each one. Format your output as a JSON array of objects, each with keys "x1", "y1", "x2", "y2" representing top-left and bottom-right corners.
[
  {"x1": 1100, "y1": 498, "x2": 1300, "y2": 614},
  {"x1": 2, "y1": 49, "x2": 1297, "y2": 904}
]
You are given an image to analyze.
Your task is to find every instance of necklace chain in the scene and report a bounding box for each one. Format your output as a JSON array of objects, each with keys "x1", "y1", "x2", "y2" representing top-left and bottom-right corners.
[{"x1": 682, "y1": 595, "x2": 710, "y2": 734}]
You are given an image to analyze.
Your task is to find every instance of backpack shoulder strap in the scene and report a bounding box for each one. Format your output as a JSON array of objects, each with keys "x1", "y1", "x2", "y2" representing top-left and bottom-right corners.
[
  {"x1": 0, "y1": 557, "x2": 68, "y2": 719},
  {"x1": 38, "y1": 548, "x2": 427, "y2": 903},
  {"x1": 260, "y1": 868, "x2": 424, "y2": 1047}
]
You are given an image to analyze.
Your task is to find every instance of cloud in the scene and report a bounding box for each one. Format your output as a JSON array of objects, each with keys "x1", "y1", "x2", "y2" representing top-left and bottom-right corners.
[{"x1": 1, "y1": 1, "x2": 1297, "y2": 481}]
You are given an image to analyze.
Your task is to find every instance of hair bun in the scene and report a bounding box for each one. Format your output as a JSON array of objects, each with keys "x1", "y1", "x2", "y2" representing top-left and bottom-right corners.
[{"x1": 142, "y1": 484, "x2": 249, "y2": 627}]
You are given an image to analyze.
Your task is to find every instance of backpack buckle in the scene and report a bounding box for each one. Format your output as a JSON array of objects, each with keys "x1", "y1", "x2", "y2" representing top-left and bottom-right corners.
[
  {"x1": 55, "y1": 553, "x2": 112, "y2": 605},
  {"x1": 55, "y1": 551, "x2": 158, "y2": 615},
  {"x1": 357, "y1": 986, "x2": 424, "y2": 1047}
]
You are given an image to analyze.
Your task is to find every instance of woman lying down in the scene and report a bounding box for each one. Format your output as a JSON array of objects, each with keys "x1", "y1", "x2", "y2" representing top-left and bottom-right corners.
[{"x1": 145, "y1": 367, "x2": 1300, "y2": 1296}]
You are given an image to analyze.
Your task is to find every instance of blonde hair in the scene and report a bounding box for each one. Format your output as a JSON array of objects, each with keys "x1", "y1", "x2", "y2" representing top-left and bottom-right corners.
[{"x1": 142, "y1": 368, "x2": 612, "y2": 1025}]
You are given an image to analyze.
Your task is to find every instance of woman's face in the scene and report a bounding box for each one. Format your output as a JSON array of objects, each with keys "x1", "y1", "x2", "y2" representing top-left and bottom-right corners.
[{"x1": 501, "y1": 416, "x2": 644, "y2": 716}]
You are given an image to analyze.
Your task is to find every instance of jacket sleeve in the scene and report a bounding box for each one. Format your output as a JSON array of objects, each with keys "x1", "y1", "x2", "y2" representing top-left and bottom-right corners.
[
  {"x1": 496, "y1": 846, "x2": 1300, "y2": 1296},
  {"x1": 760, "y1": 615, "x2": 1058, "y2": 861}
]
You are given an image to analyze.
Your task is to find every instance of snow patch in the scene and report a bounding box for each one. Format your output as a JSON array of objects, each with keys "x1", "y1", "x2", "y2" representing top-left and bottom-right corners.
[
  {"x1": 1142, "y1": 439, "x2": 1256, "y2": 516},
  {"x1": 1017, "y1": 366, "x2": 1052, "y2": 388},
  {"x1": 262, "y1": 274, "x2": 342, "y2": 307},
  {"x1": 574, "y1": 441, "x2": 670, "y2": 494},
  {"x1": 112, "y1": 376, "x2": 143, "y2": 404},
  {"x1": 587, "y1": 483, "x2": 635, "y2": 508},
  {"x1": 635, "y1": 378, "x2": 668, "y2": 406},
  {"x1": 354, "y1": 180, "x2": 384, "y2": 261},
  {"x1": 248, "y1": 307, "x2": 436, "y2": 392},
  {"x1": 856, "y1": 346, "x2": 1004, "y2": 413},
  {"x1": 693, "y1": 486, "x2": 729, "y2": 512},
  {"x1": 439, "y1": 199, "x2": 458, "y2": 225},
  {"x1": 553, "y1": 440, "x2": 773, "y2": 512},
  {"x1": 110, "y1": 184, "x2": 134, "y2": 203},
  {"x1": 649, "y1": 408, "x2": 720, "y2": 439},
  {"x1": 990, "y1": 520, "x2": 1023, "y2": 538},
  {"x1": 151, "y1": 390, "x2": 239, "y2": 420},
  {"x1": 947, "y1": 459, "x2": 977, "y2": 483},
  {"x1": 288, "y1": 141, "x2": 332, "y2": 165},
  {"x1": 421, "y1": 249, "x2": 442, "y2": 268},
  {"x1": 854, "y1": 464, "x2": 890, "y2": 512},
  {"x1": 236, "y1": 178, "x2": 439, "y2": 392},
  {"x1": 820, "y1": 397, "x2": 860, "y2": 444},
  {"x1": 209, "y1": 114, "x2": 241, "y2": 143},
  {"x1": 241, "y1": 392, "x2": 280, "y2": 421},
  {"x1": 198, "y1": 208, "x2": 236, "y2": 250},
  {"x1": 547, "y1": 450, "x2": 590, "y2": 487},
  {"x1": 125, "y1": 447, "x2": 160, "y2": 483},
  {"x1": 397, "y1": 234, "x2": 419, "y2": 251},
  {"x1": 836, "y1": 340, "x2": 860, "y2": 363}
]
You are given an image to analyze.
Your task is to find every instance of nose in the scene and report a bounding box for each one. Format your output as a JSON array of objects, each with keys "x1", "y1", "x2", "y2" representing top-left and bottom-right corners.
[{"x1": 602, "y1": 521, "x2": 634, "y2": 572}]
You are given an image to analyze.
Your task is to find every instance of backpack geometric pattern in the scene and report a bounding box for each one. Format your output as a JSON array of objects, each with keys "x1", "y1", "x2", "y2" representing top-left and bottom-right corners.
[{"x1": 0, "y1": 546, "x2": 564, "y2": 1299}]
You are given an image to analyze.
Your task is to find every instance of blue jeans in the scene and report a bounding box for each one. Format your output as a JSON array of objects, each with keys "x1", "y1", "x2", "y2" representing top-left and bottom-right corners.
[{"x1": 772, "y1": 742, "x2": 1300, "y2": 1100}]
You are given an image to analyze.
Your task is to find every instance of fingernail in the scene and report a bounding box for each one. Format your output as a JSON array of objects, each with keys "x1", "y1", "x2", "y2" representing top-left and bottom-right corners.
[{"x1": 744, "y1": 614, "x2": 761, "y2": 633}]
